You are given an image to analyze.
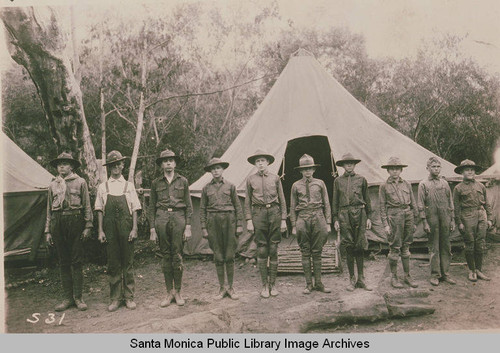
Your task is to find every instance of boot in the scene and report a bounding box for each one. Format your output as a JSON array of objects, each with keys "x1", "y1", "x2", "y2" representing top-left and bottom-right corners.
[
  {"x1": 468, "y1": 271, "x2": 477, "y2": 282},
  {"x1": 402, "y1": 257, "x2": 418, "y2": 288},
  {"x1": 214, "y1": 287, "x2": 226, "y2": 300},
  {"x1": 72, "y1": 265, "x2": 87, "y2": 311},
  {"x1": 55, "y1": 299, "x2": 74, "y2": 312},
  {"x1": 313, "y1": 257, "x2": 331, "y2": 293},
  {"x1": 474, "y1": 253, "x2": 490, "y2": 280},
  {"x1": 260, "y1": 284, "x2": 270, "y2": 298},
  {"x1": 226, "y1": 287, "x2": 239, "y2": 300},
  {"x1": 174, "y1": 290, "x2": 185, "y2": 306},
  {"x1": 257, "y1": 258, "x2": 269, "y2": 287},
  {"x1": 108, "y1": 300, "x2": 120, "y2": 312},
  {"x1": 163, "y1": 263, "x2": 174, "y2": 292},
  {"x1": 389, "y1": 259, "x2": 403, "y2": 288},
  {"x1": 56, "y1": 266, "x2": 74, "y2": 311},
  {"x1": 160, "y1": 291, "x2": 175, "y2": 307},
  {"x1": 346, "y1": 276, "x2": 356, "y2": 292},
  {"x1": 216, "y1": 263, "x2": 225, "y2": 289},
  {"x1": 225, "y1": 260, "x2": 234, "y2": 289},
  {"x1": 465, "y1": 251, "x2": 476, "y2": 272},
  {"x1": 355, "y1": 253, "x2": 372, "y2": 291},
  {"x1": 301, "y1": 256, "x2": 313, "y2": 294},
  {"x1": 173, "y1": 265, "x2": 183, "y2": 295},
  {"x1": 268, "y1": 260, "x2": 279, "y2": 296},
  {"x1": 346, "y1": 251, "x2": 356, "y2": 291}
]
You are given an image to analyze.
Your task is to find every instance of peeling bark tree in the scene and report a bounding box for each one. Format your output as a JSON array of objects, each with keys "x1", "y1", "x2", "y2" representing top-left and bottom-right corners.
[{"x1": 1, "y1": 7, "x2": 99, "y2": 189}]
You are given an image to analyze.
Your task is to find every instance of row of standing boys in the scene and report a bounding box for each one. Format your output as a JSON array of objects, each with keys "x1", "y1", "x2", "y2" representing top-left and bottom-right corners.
[{"x1": 44, "y1": 148, "x2": 493, "y2": 312}]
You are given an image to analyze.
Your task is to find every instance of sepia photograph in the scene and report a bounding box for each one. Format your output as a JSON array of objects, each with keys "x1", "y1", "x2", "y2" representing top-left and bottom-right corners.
[{"x1": 1, "y1": 0, "x2": 499, "y2": 340}]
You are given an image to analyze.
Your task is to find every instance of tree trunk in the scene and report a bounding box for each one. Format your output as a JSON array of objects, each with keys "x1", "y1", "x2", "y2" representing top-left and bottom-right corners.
[{"x1": 1, "y1": 7, "x2": 99, "y2": 189}]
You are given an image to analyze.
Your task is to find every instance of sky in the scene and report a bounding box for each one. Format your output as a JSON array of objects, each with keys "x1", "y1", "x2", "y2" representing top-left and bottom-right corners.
[{"x1": 1, "y1": 0, "x2": 500, "y2": 74}]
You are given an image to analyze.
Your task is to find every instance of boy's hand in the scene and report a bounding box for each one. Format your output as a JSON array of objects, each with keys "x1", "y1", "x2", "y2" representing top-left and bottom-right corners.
[
  {"x1": 450, "y1": 220, "x2": 456, "y2": 232},
  {"x1": 366, "y1": 219, "x2": 372, "y2": 230},
  {"x1": 81, "y1": 228, "x2": 91, "y2": 240},
  {"x1": 334, "y1": 221, "x2": 340, "y2": 232},
  {"x1": 202, "y1": 229, "x2": 209, "y2": 239},
  {"x1": 150, "y1": 228, "x2": 158, "y2": 242},
  {"x1": 458, "y1": 223, "x2": 465, "y2": 232},
  {"x1": 423, "y1": 220, "x2": 431, "y2": 233},
  {"x1": 291, "y1": 226, "x2": 297, "y2": 236},
  {"x1": 183, "y1": 225, "x2": 192, "y2": 241},
  {"x1": 128, "y1": 228, "x2": 138, "y2": 242},
  {"x1": 280, "y1": 220, "x2": 287, "y2": 233},
  {"x1": 236, "y1": 226, "x2": 243, "y2": 236},
  {"x1": 98, "y1": 230, "x2": 106, "y2": 243},
  {"x1": 384, "y1": 225, "x2": 391, "y2": 235},
  {"x1": 247, "y1": 220, "x2": 254, "y2": 234},
  {"x1": 326, "y1": 224, "x2": 331, "y2": 233},
  {"x1": 45, "y1": 233, "x2": 54, "y2": 246},
  {"x1": 487, "y1": 220, "x2": 493, "y2": 229}
]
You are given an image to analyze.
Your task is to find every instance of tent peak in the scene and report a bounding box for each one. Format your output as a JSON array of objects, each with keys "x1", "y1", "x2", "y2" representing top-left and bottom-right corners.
[{"x1": 290, "y1": 48, "x2": 315, "y2": 58}]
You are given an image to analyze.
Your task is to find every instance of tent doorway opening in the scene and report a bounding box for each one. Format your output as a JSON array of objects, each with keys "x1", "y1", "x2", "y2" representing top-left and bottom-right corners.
[{"x1": 278, "y1": 135, "x2": 337, "y2": 214}]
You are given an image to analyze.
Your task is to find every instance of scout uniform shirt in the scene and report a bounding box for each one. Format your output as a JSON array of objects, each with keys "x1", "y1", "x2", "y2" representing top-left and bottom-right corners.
[
  {"x1": 147, "y1": 173, "x2": 193, "y2": 226},
  {"x1": 94, "y1": 176, "x2": 142, "y2": 215},
  {"x1": 45, "y1": 172, "x2": 93, "y2": 233},
  {"x1": 332, "y1": 171, "x2": 372, "y2": 223},
  {"x1": 200, "y1": 178, "x2": 243, "y2": 229},
  {"x1": 453, "y1": 179, "x2": 492, "y2": 224},
  {"x1": 244, "y1": 171, "x2": 287, "y2": 220},
  {"x1": 289, "y1": 177, "x2": 331, "y2": 227},
  {"x1": 379, "y1": 176, "x2": 418, "y2": 227}
]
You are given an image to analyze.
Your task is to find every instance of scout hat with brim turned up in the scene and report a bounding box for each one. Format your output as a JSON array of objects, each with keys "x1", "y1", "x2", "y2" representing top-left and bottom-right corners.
[
  {"x1": 247, "y1": 149, "x2": 275, "y2": 165},
  {"x1": 204, "y1": 157, "x2": 229, "y2": 172},
  {"x1": 50, "y1": 152, "x2": 81, "y2": 169},
  {"x1": 454, "y1": 159, "x2": 484, "y2": 174},
  {"x1": 381, "y1": 157, "x2": 408, "y2": 169},
  {"x1": 335, "y1": 152, "x2": 361, "y2": 166},
  {"x1": 295, "y1": 154, "x2": 320, "y2": 169},
  {"x1": 156, "y1": 149, "x2": 180, "y2": 166},
  {"x1": 103, "y1": 150, "x2": 129, "y2": 166}
]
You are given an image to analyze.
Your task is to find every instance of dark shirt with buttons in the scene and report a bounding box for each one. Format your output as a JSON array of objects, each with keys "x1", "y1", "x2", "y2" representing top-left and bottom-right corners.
[
  {"x1": 379, "y1": 176, "x2": 418, "y2": 227},
  {"x1": 332, "y1": 171, "x2": 372, "y2": 223},
  {"x1": 200, "y1": 178, "x2": 244, "y2": 229},
  {"x1": 453, "y1": 179, "x2": 492, "y2": 224}
]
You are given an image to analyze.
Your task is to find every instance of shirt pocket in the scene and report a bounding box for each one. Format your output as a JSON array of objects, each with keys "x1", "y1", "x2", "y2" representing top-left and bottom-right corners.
[
  {"x1": 156, "y1": 184, "x2": 168, "y2": 200},
  {"x1": 401, "y1": 188, "x2": 411, "y2": 204},
  {"x1": 69, "y1": 187, "x2": 82, "y2": 206},
  {"x1": 174, "y1": 184, "x2": 185, "y2": 199},
  {"x1": 221, "y1": 189, "x2": 232, "y2": 204}
]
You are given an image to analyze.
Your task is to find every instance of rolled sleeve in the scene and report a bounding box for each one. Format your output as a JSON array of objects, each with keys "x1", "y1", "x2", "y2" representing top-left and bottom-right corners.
[
  {"x1": 184, "y1": 178, "x2": 193, "y2": 225},
  {"x1": 128, "y1": 183, "x2": 142, "y2": 212},
  {"x1": 81, "y1": 181, "x2": 93, "y2": 229},
  {"x1": 417, "y1": 182, "x2": 427, "y2": 220},
  {"x1": 94, "y1": 184, "x2": 105, "y2": 212}
]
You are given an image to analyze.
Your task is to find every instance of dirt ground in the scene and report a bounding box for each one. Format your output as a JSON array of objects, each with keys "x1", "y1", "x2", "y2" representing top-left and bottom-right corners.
[{"x1": 4, "y1": 240, "x2": 500, "y2": 333}]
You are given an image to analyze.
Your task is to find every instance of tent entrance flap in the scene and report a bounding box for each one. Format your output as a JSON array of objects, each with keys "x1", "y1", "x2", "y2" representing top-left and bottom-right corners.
[{"x1": 278, "y1": 135, "x2": 336, "y2": 211}]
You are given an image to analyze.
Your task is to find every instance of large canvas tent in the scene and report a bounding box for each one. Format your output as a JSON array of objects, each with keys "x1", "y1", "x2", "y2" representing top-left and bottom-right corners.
[
  {"x1": 2, "y1": 132, "x2": 54, "y2": 262},
  {"x1": 186, "y1": 50, "x2": 458, "y2": 256}
]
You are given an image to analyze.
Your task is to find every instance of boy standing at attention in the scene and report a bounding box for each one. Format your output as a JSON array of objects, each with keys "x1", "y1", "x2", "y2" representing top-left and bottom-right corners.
[
  {"x1": 200, "y1": 158, "x2": 244, "y2": 300},
  {"x1": 245, "y1": 149, "x2": 287, "y2": 298},
  {"x1": 290, "y1": 154, "x2": 332, "y2": 294},
  {"x1": 453, "y1": 160, "x2": 493, "y2": 282},
  {"x1": 379, "y1": 157, "x2": 419, "y2": 289},
  {"x1": 417, "y1": 157, "x2": 456, "y2": 286},
  {"x1": 332, "y1": 153, "x2": 373, "y2": 292},
  {"x1": 45, "y1": 152, "x2": 93, "y2": 311}
]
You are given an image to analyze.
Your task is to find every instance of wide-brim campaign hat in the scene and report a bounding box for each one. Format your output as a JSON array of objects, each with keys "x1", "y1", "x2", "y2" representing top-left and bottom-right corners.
[
  {"x1": 156, "y1": 149, "x2": 180, "y2": 166},
  {"x1": 247, "y1": 149, "x2": 275, "y2": 165},
  {"x1": 204, "y1": 158, "x2": 229, "y2": 172},
  {"x1": 103, "y1": 150, "x2": 129, "y2": 166},
  {"x1": 381, "y1": 157, "x2": 408, "y2": 169},
  {"x1": 336, "y1": 152, "x2": 361, "y2": 166},
  {"x1": 50, "y1": 152, "x2": 81, "y2": 169},
  {"x1": 295, "y1": 154, "x2": 321, "y2": 169},
  {"x1": 454, "y1": 159, "x2": 484, "y2": 174}
]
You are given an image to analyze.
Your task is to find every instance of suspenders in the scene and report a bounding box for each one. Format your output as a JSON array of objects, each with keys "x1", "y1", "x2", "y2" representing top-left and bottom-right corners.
[{"x1": 105, "y1": 180, "x2": 128, "y2": 195}]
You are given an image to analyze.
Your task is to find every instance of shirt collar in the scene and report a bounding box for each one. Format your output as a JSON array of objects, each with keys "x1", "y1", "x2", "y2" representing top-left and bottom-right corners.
[
  {"x1": 210, "y1": 177, "x2": 225, "y2": 184},
  {"x1": 109, "y1": 175, "x2": 126, "y2": 183},
  {"x1": 163, "y1": 172, "x2": 178, "y2": 182},
  {"x1": 428, "y1": 174, "x2": 440, "y2": 181},
  {"x1": 463, "y1": 178, "x2": 475, "y2": 184},
  {"x1": 302, "y1": 176, "x2": 313, "y2": 182},
  {"x1": 258, "y1": 170, "x2": 269, "y2": 177},
  {"x1": 387, "y1": 176, "x2": 402, "y2": 183},
  {"x1": 344, "y1": 171, "x2": 356, "y2": 177}
]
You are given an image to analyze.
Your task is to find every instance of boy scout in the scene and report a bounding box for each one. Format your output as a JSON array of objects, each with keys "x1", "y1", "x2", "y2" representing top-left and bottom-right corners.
[
  {"x1": 148, "y1": 149, "x2": 193, "y2": 306},
  {"x1": 45, "y1": 152, "x2": 92, "y2": 311},
  {"x1": 200, "y1": 158, "x2": 244, "y2": 300},
  {"x1": 290, "y1": 154, "x2": 332, "y2": 294},
  {"x1": 379, "y1": 157, "x2": 419, "y2": 288},
  {"x1": 95, "y1": 151, "x2": 142, "y2": 311},
  {"x1": 453, "y1": 160, "x2": 493, "y2": 282},
  {"x1": 245, "y1": 149, "x2": 287, "y2": 298},
  {"x1": 417, "y1": 157, "x2": 456, "y2": 286},
  {"x1": 332, "y1": 153, "x2": 373, "y2": 292}
]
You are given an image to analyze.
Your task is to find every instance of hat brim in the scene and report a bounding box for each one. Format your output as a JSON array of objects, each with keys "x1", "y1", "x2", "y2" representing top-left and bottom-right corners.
[
  {"x1": 156, "y1": 156, "x2": 180, "y2": 166},
  {"x1": 381, "y1": 164, "x2": 408, "y2": 169},
  {"x1": 454, "y1": 165, "x2": 483, "y2": 174},
  {"x1": 336, "y1": 159, "x2": 361, "y2": 166},
  {"x1": 204, "y1": 162, "x2": 229, "y2": 172},
  {"x1": 50, "y1": 158, "x2": 81, "y2": 169},
  {"x1": 295, "y1": 164, "x2": 321, "y2": 170},
  {"x1": 103, "y1": 156, "x2": 129, "y2": 167},
  {"x1": 247, "y1": 154, "x2": 275, "y2": 165}
]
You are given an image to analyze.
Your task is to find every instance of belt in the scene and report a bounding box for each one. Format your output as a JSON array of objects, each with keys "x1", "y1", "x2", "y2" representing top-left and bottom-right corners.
[
  {"x1": 253, "y1": 203, "x2": 277, "y2": 209},
  {"x1": 207, "y1": 210, "x2": 234, "y2": 213},
  {"x1": 387, "y1": 205, "x2": 410, "y2": 210},
  {"x1": 340, "y1": 204, "x2": 365, "y2": 210},
  {"x1": 54, "y1": 209, "x2": 82, "y2": 216},
  {"x1": 462, "y1": 206, "x2": 484, "y2": 211},
  {"x1": 159, "y1": 207, "x2": 185, "y2": 212}
]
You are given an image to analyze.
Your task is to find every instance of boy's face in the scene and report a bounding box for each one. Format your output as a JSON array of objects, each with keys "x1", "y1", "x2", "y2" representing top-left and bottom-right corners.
[
  {"x1": 161, "y1": 158, "x2": 176, "y2": 172},
  {"x1": 387, "y1": 167, "x2": 402, "y2": 178},
  {"x1": 427, "y1": 162, "x2": 441, "y2": 178},
  {"x1": 210, "y1": 165, "x2": 224, "y2": 179},
  {"x1": 462, "y1": 167, "x2": 475, "y2": 180},
  {"x1": 343, "y1": 163, "x2": 356, "y2": 173},
  {"x1": 300, "y1": 167, "x2": 315, "y2": 179},
  {"x1": 109, "y1": 161, "x2": 124, "y2": 176},
  {"x1": 254, "y1": 157, "x2": 269, "y2": 172},
  {"x1": 57, "y1": 162, "x2": 73, "y2": 177}
]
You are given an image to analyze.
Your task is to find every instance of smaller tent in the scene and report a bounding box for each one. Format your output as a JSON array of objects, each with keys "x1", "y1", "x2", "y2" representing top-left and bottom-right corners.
[{"x1": 2, "y1": 132, "x2": 54, "y2": 262}]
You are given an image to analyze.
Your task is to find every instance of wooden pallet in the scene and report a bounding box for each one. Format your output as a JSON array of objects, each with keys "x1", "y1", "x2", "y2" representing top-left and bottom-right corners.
[{"x1": 278, "y1": 244, "x2": 341, "y2": 274}]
